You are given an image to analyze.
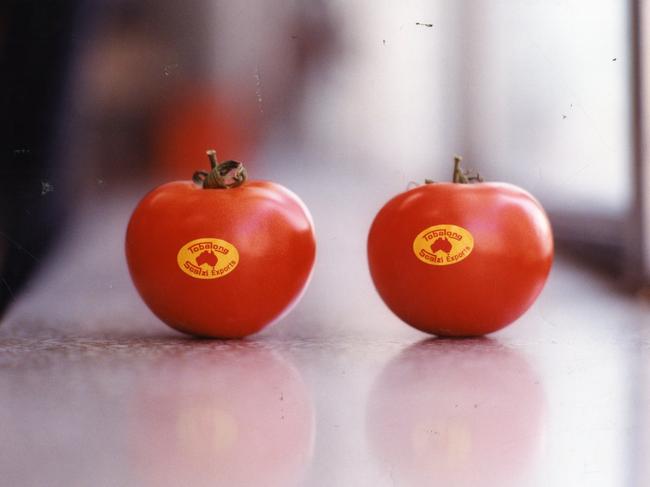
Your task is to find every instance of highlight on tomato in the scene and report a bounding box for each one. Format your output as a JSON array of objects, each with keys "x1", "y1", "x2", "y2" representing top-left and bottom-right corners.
[
  {"x1": 367, "y1": 156, "x2": 553, "y2": 337},
  {"x1": 126, "y1": 150, "x2": 316, "y2": 338}
]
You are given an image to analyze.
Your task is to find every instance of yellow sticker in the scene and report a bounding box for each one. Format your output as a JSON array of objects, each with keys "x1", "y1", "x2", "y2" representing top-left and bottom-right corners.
[
  {"x1": 177, "y1": 238, "x2": 239, "y2": 279},
  {"x1": 412, "y1": 224, "x2": 474, "y2": 266}
]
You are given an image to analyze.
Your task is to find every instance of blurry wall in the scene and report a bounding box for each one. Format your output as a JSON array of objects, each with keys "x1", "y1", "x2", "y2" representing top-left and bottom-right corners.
[
  {"x1": 458, "y1": 0, "x2": 630, "y2": 220},
  {"x1": 63, "y1": 1, "x2": 632, "y2": 211}
]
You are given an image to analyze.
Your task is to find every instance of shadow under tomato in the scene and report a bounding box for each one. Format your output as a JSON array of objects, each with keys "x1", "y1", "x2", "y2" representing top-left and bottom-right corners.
[{"x1": 366, "y1": 337, "x2": 545, "y2": 487}]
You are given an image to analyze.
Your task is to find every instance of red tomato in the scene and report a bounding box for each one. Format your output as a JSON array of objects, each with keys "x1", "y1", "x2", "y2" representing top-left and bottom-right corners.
[
  {"x1": 367, "y1": 160, "x2": 553, "y2": 336},
  {"x1": 126, "y1": 153, "x2": 316, "y2": 338},
  {"x1": 151, "y1": 85, "x2": 257, "y2": 181}
]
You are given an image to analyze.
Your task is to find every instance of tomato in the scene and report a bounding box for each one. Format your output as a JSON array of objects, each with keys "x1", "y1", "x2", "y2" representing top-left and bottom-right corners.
[
  {"x1": 367, "y1": 157, "x2": 553, "y2": 336},
  {"x1": 151, "y1": 85, "x2": 256, "y2": 181},
  {"x1": 126, "y1": 151, "x2": 316, "y2": 338}
]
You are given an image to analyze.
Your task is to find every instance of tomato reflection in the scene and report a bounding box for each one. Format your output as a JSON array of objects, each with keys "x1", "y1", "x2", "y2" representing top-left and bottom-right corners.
[
  {"x1": 367, "y1": 339, "x2": 545, "y2": 486},
  {"x1": 129, "y1": 344, "x2": 314, "y2": 486}
]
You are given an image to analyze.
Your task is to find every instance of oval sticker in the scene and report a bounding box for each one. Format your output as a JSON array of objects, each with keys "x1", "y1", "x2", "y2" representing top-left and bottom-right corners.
[
  {"x1": 177, "y1": 238, "x2": 239, "y2": 279},
  {"x1": 412, "y1": 224, "x2": 474, "y2": 266}
]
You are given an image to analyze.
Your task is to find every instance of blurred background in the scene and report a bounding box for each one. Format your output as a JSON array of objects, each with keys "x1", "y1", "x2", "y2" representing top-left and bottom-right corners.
[{"x1": 2, "y1": 0, "x2": 648, "y2": 311}]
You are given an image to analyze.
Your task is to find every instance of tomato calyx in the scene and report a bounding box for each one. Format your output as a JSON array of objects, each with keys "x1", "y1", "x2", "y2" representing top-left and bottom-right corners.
[
  {"x1": 192, "y1": 149, "x2": 248, "y2": 189},
  {"x1": 424, "y1": 155, "x2": 484, "y2": 185},
  {"x1": 452, "y1": 155, "x2": 483, "y2": 184}
]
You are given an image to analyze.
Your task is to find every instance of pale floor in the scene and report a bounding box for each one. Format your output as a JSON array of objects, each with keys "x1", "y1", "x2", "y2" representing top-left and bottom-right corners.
[{"x1": 1, "y1": 191, "x2": 650, "y2": 487}]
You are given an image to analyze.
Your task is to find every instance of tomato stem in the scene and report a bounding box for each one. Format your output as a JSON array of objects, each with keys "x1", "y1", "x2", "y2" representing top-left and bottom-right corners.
[
  {"x1": 453, "y1": 155, "x2": 468, "y2": 183},
  {"x1": 207, "y1": 149, "x2": 219, "y2": 170},
  {"x1": 452, "y1": 155, "x2": 483, "y2": 184},
  {"x1": 192, "y1": 149, "x2": 248, "y2": 189}
]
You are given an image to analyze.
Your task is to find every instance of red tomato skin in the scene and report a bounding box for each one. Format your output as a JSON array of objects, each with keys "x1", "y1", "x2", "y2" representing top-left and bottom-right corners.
[
  {"x1": 126, "y1": 180, "x2": 316, "y2": 338},
  {"x1": 367, "y1": 182, "x2": 553, "y2": 336}
]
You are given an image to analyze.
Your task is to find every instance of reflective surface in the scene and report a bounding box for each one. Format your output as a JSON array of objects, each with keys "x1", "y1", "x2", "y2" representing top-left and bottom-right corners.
[
  {"x1": 1, "y1": 187, "x2": 650, "y2": 487},
  {"x1": 367, "y1": 340, "x2": 544, "y2": 487}
]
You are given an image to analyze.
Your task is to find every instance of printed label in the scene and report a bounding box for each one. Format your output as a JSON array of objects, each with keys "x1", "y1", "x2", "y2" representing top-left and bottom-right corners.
[
  {"x1": 177, "y1": 238, "x2": 239, "y2": 279},
  {"x1": 412, "y1": 224, "x2": 474, "y2": 266}
]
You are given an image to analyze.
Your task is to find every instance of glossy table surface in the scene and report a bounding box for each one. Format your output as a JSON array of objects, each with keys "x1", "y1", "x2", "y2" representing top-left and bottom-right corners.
[{"x1": 2, "y1": 188, "x2": 650, "y2": 487}]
